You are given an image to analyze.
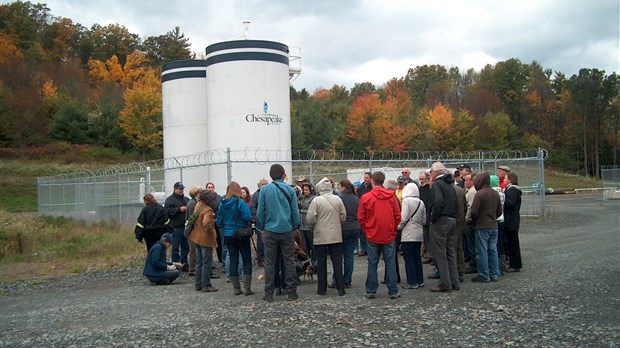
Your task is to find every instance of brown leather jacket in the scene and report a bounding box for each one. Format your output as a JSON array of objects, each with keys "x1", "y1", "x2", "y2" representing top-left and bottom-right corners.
[{"x1": 188, "y1": 202, "x2": 218, "y2": 248}]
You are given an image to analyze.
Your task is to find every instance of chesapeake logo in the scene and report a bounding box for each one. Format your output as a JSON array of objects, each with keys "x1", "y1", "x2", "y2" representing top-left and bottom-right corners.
[{"x1": 245, "y1": 101, "x2": 283, "y2": 126}]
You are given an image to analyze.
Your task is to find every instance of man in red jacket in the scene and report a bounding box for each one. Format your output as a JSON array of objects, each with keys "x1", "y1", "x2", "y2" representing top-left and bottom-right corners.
[{"x1": 358, "y1": 171, "x2": 401, "y2": 299}]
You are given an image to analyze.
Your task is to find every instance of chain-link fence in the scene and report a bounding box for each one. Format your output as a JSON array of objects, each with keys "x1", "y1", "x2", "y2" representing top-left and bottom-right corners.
[
  {"x1": 37, "y1": 148, "x2": 548, "y2": 225},
  {"x1": 601, "y1": 165, "x2": 620, "y2": 188}
]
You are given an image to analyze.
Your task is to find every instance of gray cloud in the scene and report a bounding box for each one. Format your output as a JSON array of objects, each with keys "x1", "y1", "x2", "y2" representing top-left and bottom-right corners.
[{"x1": 43, "y1": 0, "x2": 619, "y2": 91}]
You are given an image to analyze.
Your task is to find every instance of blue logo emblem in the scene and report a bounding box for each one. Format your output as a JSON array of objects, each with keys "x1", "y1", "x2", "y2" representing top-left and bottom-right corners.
[{"x1": 263, "y1": 102, "x2": 268, "y2": 113}]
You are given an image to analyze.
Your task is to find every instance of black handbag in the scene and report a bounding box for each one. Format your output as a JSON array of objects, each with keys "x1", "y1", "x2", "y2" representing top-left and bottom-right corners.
[
  {"x1": 232, "y1": 198, "x2": 253, "y2": 240},
  {"x1": 134, "y1": 225, "x2": 144, "y2": 242}
]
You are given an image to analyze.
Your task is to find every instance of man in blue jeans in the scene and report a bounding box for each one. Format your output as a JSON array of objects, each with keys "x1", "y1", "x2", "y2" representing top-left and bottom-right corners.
[
  {"x1": 356, "y1": 172, "x2": 373, "y2": 256},
  {"x1": 164, "y1": 182, "x2": 189, "y2": 270},
  {"x1": 357, "y1": 171, "x2": 401, "y2": 299},
  {"x1": 469, "y1": 172, "x2": 502, "y2": 283}
]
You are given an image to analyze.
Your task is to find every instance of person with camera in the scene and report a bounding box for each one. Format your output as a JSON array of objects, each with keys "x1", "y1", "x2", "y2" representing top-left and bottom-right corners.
[
  {"x1": 216, "y1": 181, "x2": 254, "y2": 296},
  {"x1": 143, "y1": 233, "x2": 182, "y2": 285}
]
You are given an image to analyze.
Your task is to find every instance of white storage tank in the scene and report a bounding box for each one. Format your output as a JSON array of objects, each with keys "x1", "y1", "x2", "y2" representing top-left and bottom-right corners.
[
  {"x1": 161, "y1": 60, "x2": 208, "y2": 193},
  {"x1": 205, "y1": 40, "x2": 293, "y2": 189}
]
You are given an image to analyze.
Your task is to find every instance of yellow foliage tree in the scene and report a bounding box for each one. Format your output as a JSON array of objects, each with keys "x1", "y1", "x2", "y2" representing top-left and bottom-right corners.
[
  {"x1": 88, "y1": 51, "x2": 146, "y2": 89},
  {"x1": 119, "y1": 69, "x2": 162, "y2": 156},
  {"x1": 425, "y1": 103, "x2": 453, "y2": 150}
]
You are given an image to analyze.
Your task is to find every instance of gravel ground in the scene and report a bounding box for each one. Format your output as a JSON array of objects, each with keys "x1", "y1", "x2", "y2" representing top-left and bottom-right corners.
[{"x1": 1, "y1": 193, "x2": 619, "y2": 347}]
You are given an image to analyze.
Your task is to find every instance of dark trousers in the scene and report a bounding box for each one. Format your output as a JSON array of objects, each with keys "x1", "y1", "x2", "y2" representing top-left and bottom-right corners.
[
  {"x1": 146, "y1": 270, "x2": 180, "y2": 285},
  {"x1": 215, "y1": 225, "x2": 223, "y2": 263},
  {"x1": 315, "y1": 243, "x2": 344, "y2": 295},
  {"x1": 401, "y1": 241, "x2": 424, "y2": 286},
  {"x1": 225, "y1": 236, "x2": 252, "y2": 277},
  {"x1": 263, "y1": 231, "x2": 299, "y2": 296},
  {"x1": 505, "y1": 228, "x2": 522, "y2": 269},
  {"x1": 464, "y1": 222, "x2": 477, "y2": 271},
  {"x1": 429, "y1": 216, "x2": 459, "y2": 290},
  {"x1": 301, "y1": 229, "x2": 314, "y2": 262},
  {"x1": 454, "y1": 219, "x2": 465, "y2": 276}
]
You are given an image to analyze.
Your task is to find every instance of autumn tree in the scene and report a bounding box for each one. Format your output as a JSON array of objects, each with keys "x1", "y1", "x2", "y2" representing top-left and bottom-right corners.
[
  {"x1": 479, "y1": 112, "x2": 519, "y2": 150},
  {"x1": 119, "y1": 69, "x2": 162, "y2": 157},
  {"x1": 87, "y1": 23, "x2": 140, "y2": 66},
  {"x1": 346, "y1": 93, "x2": 386, "y2": 150}
]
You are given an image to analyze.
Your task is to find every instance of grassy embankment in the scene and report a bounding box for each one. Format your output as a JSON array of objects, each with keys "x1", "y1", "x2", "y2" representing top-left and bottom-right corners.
[{"x1": 0, "y1": 157, "x2": 604, "y2": 284}]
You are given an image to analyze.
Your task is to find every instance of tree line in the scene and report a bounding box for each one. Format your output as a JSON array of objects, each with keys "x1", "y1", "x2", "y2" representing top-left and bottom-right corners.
[{"x1": 1, "y1": 1, "x2": 618, "y2": 177}]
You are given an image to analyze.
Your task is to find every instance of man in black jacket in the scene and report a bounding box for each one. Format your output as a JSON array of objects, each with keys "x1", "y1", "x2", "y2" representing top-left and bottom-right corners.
[
  {"x1": 164, "y1": 182, "x2": 189, "y2": 270},
  {"x1": 427, "y1": 162, "x2": 460, "y2": 293}
]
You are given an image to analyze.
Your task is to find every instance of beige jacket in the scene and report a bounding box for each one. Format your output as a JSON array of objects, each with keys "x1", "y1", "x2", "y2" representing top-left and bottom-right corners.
[{"x1": 306, "y1": 178, "x2": 346, "y2": 245}]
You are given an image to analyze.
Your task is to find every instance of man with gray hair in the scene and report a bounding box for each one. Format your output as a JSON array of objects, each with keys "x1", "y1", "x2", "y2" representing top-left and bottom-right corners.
[{"x1": 427, "y1": 162, "x2": 460, "y2": 292}]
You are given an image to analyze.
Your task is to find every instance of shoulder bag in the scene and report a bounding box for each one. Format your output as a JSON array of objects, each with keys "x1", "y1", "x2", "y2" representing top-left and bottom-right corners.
[
  {"x1": 233, "y1": 198, "x2": 254, "y2": 240},
  {"x1": 184, "y1": 206, "x2": 205, "y2": 238}
]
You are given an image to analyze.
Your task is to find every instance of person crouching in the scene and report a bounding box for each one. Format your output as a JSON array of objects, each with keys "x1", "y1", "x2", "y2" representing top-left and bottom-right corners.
[{"x1": 143, "y1": 233, "x2": 182, "y2": 285}]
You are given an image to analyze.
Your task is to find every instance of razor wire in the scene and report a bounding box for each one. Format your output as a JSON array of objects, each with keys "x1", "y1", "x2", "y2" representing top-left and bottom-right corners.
[
  {"x1": 37, "y1": 148, "x2": 548, "y2": 224},
  {"x1": 37, "y1": 148, "x2": 548, "y2": 184}
]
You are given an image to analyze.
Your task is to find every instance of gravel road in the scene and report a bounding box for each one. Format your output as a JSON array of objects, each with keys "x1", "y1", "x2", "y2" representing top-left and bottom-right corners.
[{"x1": 1, "y1": 193, "x2": 619, "y2": 347}]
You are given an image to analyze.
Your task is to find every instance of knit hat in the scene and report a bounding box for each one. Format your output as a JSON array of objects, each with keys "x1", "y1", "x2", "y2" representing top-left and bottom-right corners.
[{"x1": 160, "y1": 233, "x2": 173, "y2": 244}]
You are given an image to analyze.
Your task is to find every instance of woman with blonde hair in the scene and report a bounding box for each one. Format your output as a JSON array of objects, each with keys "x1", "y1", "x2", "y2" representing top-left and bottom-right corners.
[
  {"x1": 216, "y1": 181, "x2": 254, "y2": 295},
  {"x1": 135, "y1": 193, "x2": 170, "y2": 251},
  {"x1": 189, "y1": 190, "x2": 219, "y2": 292}
]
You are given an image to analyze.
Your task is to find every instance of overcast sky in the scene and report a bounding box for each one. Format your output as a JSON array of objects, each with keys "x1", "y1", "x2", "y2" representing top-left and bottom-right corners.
[{"x1": 38, "y1": 0, "x2": 619, "y2": 92}]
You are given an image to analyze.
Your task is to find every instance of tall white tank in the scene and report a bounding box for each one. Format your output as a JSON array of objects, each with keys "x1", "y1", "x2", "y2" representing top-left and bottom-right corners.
[
  {"x1": 161, "y1": 60, "x2": 208, "y2": 194},
  {"x1": 205, "y1": 40, "x2": 292, "y2": 190}
]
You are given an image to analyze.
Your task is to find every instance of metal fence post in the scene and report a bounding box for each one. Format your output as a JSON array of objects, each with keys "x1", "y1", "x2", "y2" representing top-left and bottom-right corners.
[
  {"x1": 227, "y1": 147, "x2": 232, "y2": 183},
  {"x1": 539, "y1": 147, "x2": 546, "y2": 217}
]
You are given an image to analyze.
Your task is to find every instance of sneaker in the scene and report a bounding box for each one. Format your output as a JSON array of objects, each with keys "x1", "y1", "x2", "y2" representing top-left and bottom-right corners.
[
  {"x1": 210, "y1": 274, "x2": 220, "y2": 279},
  {"x1": 263, "y1": 295, "x2": 274, "y2": 302},
  {"x1": 402, "y1": 284, "x2": 419, "y2": 290},
  {"x1": 389, "y1": 293, "x2": 401, "y2": 299},
  {"x1": 471, "y1": 276, "x2": 490, "y2": 283},
  {"x1": 287, "y1": 291, "x2": 299, "y2": 301},
  {"x1": 427, "y1": 274, "x2": 440, "y2": 280},
  {"x1": 365, "y1": 293, "x2": 376, "y2": 299},
  {"x1": 418, "y1": 283, "x2": 425, "y2": 288},
  {"x1": 202, "y1": 286, "x2": 218, "y2": 292},
  {"x1": 491, "y1": 277, "x2": 500, "y2": 282}
]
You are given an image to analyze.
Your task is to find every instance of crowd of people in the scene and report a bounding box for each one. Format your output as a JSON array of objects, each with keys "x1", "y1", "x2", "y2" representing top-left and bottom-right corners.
[{"x1": 136, "y1": 162, "x2": 523, "y2": 300}]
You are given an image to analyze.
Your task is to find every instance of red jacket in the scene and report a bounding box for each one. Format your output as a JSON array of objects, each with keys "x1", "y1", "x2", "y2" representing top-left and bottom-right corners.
[{"x1": 357, "y1": 186, "x2": 401, "y2": 244}]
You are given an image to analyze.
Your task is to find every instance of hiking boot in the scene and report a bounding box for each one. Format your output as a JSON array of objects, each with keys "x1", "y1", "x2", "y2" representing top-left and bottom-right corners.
[
  {"x1": 287, "y1": 291, "x2": 299, "y2": 301},
  {"x1": 202, "y1": 286, "x2": 218, "y2": 292},
  {"x1": 231, "y1": 277, "x2": 243, "y2": 295},
  {"x1": 263, "y1": 294, "x2": 274, "y2": 302}
]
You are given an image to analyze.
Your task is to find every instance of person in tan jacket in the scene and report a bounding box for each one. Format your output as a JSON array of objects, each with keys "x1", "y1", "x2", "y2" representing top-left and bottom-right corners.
[
  {"x1": 189, "y1": 190, "x2": 219, "y2": 292},
  {"x1": 306, "y1": 177, "x2": 347, "y2": 296}
]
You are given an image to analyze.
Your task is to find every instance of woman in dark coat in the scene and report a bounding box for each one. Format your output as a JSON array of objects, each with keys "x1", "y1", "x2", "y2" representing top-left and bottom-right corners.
[
  {"x1": 503, "y1": 172, "x2": 523, "y2": 272},
  {"x1": 135, "y1": 194, "x2": 171, "y2": 251}
]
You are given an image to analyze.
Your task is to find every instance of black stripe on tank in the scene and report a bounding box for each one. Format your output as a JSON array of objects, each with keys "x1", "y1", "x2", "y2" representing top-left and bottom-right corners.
[
  {"x1": 161, "y1": 70, "x2": 207, "y2": 83},
  {"x1": 206, "y1": 52, "x2": 289, "y2": 67},
  {"x1": 205, "y1": 40, "x2": 288, "y2": 55}
]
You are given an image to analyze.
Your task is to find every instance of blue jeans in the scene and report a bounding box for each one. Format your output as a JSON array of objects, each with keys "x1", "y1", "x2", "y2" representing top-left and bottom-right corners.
[
  {"x1": 194, "y1": 244, "x2": 213, "y2": 289},
  {"x1": 365, "y1": 240, "x2": 398, "y2": 296},
  {"x1": 172, "y1": 226, "x2": 189, "y2": 264},
  {"x1": 335, "y1": 229, "x2": 359, "y2": 285},
  {"x1": 358, "y1": 229, "x2": 368, "y2": 252},
  {"x1": 475, "y1": 228, "x2": 500, "y2": 282},
  {"x1": 401, "y1": 241, "x2": 424, "y2": 286}
]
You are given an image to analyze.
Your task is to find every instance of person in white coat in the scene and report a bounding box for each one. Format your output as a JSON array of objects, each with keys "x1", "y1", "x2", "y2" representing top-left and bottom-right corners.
[
  {"x1": 397, "y1": 183, "x2": 427, "y2": 289},
  {"x1": 306, "y1": 177, "x2": 347, "y2": 296}
]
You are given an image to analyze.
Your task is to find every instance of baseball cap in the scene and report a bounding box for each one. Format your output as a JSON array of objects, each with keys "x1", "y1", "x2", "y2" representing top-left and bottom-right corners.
[
  {"x1": 457, "y1": 164, "x2": 472, "y2": 170},
  {"x1": 173, "y1": 182, "x2": 185, "y2": 189},
  {"x1": 353, "y1": 181, "x2": 362, "y2": 187},
  {"x1": 160, "y1": 233, "x2": 173, "y2": 244},
  {"x1": 296, "y1": 175, "x2": 306, "y2": 182},
  {"x1": 498, "y1": 165, "x2": 511, "y2": 172},
  {"x1": 397, "y1": 175, "x2": 407, "y2": 183}
]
